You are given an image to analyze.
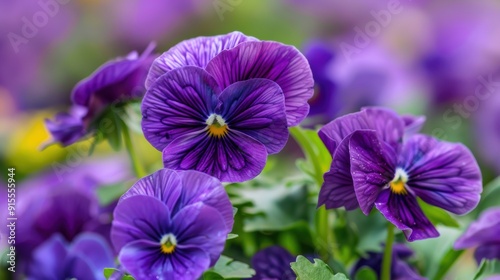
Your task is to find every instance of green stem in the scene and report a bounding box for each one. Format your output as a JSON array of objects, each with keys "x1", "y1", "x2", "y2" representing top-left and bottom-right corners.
[
  {"x1": 122, "y1": 125, "x2": 147, "y2": 178},
  {"x1": 289, "y1": 127, "x2": 337, "y2": 259},
  {"x1": 381, "y1": 223, "x2": 395, "y2": 280}
]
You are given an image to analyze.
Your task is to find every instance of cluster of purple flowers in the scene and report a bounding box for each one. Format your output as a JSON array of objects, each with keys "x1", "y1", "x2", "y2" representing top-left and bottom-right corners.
[
  {"x1": 141, "y1": 31, "x2": 314, "y2": 182},
  {"x1": 37, "y1": 29, "x2": 495, "y2": 280},
  {"x1": 318, "y1": 107, "x2": 482, "y2": 241}
]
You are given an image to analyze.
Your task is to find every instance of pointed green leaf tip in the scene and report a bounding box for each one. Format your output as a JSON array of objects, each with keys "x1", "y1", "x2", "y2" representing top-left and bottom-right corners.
[
  {"x1": 473, "y1": 259, "x2": 500, "y2": 280},
  {"x1": 291, "y1": 255, "x2": 349, "y2": 280},
  {"x1": 203, "y1": 255, "x2": 255, "y2": 279}
]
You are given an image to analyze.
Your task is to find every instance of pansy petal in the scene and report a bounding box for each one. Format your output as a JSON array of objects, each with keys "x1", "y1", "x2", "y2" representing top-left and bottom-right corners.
[
  {"x1": 349, "y1": 130, "x2": 397, "y2": 214},
  {"x1": 454, "y1": 208, "x2": 500, "y2": 249},
  {"x1": 119, "y1": 169, "x2": 182, "y2": 210},
  {"x1": 252, "y1": 246, "x2": 295, "y2": 280},
  {"x1": 111, "y1": 196, "x2": 171, "y2": 252},
  {"x1": 169, "y1": 247, "x2": 212, "y2": 280},
  {"x1": 206, "y1": 41, "x2": 314, "y2": 126},
  {"x1": 401, "y1": 115, "x2": 426, "y2": 138},
  {"x1": 141, "y1": 66, "x2": 220, "y2": 151},
  {"x1": 361, "y1": 107, "x2": 405, "y2": 150},
  {"x1": 474, "y1": 243, "x2": 500, "y2": 264},
  {"x1": 173, "y1": 203, "x2": 227, "y2": 265},
  {"x1": 318, "y1": 134, "x2": 358, "y2": 210},
  {"x1": 146, "y1": 31, "x2": 256, "y2": 88},
  {"x1": 176, "y1": 171, "x2": 234, "y2": 234},
  {"x1": 118, "y1": 240, "x2": 175, "y2": 280},
  {"x1": 69, "y1": 233, "x2": 115, "y2": 275},
  {"x1": 402, "y1": 135, "x2": 482, "y2": 215},
  {"x1": 162, "y1": 130, "x2": 267, "y2": 183},
  {"x1": 217, "y1": 78, "x2": 288, "y2": 154},
  {"x1": 29, "y1": 234, "x2": 68, "y2": 279},
  {"x1": 319, "y1": 107, "x2": 405, "y2": 155},
  {"x1": 73, "y1": 43, "x2": 155, "y2": 106},
  {"x1": 375, "y1": 189, "x2": 440, "y2": 241}
]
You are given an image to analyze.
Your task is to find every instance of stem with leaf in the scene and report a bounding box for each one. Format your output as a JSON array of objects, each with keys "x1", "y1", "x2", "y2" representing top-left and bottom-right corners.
[{"x1": 289, "y1": 126, "x2": 337, "y2": 260}]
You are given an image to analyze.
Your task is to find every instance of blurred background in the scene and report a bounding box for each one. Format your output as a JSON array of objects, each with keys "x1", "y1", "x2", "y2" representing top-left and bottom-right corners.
[{"x1": 1, "y1": 0, "x2": 500, "y2": 279}]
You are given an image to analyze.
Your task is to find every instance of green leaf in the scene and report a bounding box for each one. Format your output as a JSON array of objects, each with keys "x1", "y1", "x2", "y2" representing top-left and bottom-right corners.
[
  {"x1": 418, "y1": 199, "x2": 459, "y2": 228},
  {"x1": 103, "y1": 268, "x2": 118, "y2": 279},
  {"x1": 432, "y1": 248, "x2": 464, "y2": 280},
  {"x1": 473, "y1": 259, "x2": 500, "y2": 280},
  {"x1": 203, "y1": 255, "x2": 255, "y2": 279},
  {"x1": 229, "y1": 181, "x2": 310, "y2": 231},
  {"x1": 291, "y1": 256, "x2": 349, "y2": 280},
  {"x1": 96, "y1": 181, "x2": 134, "y2": 206},
  {"x1": 227, "y1": 233, "x2": 239, "y2": 240},
  {"x1": 354, "y1": 267, "x2": 377, "y2": 280},
  {"x1": 474, "y1": 177, "x2": 500, "y2": 216}
]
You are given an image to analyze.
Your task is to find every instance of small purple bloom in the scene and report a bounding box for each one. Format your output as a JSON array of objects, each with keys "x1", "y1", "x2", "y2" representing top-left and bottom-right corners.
[
  {"x1": 318, "y1": 107, "x2": 482, "y2": 241},
  {"x1": 111, "y1": 169, "x2": 232, "y2": 279},
  {"x1": 302, "y1": 41, "x2": 338, "y2": 125},
  {"x1": 27, "y1": 233, "x2": 114, "y2": 280},
  {"x1": 45, "y1": 43, "x2": 156, "y2": 146},
  {"x1": 351, "y1": 244, "x2": 425, "y2": 280},
  {"x1": 146, "y1": 31, "x2": 314, "y2": 126},
  {"x1": 251, "y1": 246, "x2": 296, "y2": 280},
  {"x1": 454, "y1": 208, "x2": 500, "y2": 263},
  {"x1": 142, "y1": 67, "x2": 289, "y2": 182}
]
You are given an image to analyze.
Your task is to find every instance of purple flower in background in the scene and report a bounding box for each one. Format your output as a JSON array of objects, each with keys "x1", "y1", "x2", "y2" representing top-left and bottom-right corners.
[
  {"x1": 104, "y1": 0, "x2": 208, "y2": 45},
  {"x1": 318, "y1": 107, "x2": 482, "y2": 241},
  {"x1": 251, "y1": 246, "x2": 296, "y2": 280},
  {"x1": 474, "y1": 90, "x2": 500, "y2": 175},
  {"x1": 13, "y1": 158, "x2": 131, "y2": 261},
  {"x1": 111, "y1": 169, "x2": 232, "y2": 279},
  {"x1": 454, "y1": 208, "x2": 500, "y2": 263},
  {"x1": 302, "y1": 41, "x2": 338, "y2": 125},
  {"x1": 302, "y1": 42, "x2": 416, "y2": 126},
  {"x1": 45, "y1": 43, "x2": 156, "y2": 146},
  {"x1": 351, "y1": 244, "x2": 425, "y2": 280},
  {"x1": 142, "y1": 67, "x2": 289, "y2": 182},
  {"x1": 27, "y1": 233, "x2": 114, "y2": 280},
  {"x1": 146, "y1": 31, "x2": 314, "y2": 126}
]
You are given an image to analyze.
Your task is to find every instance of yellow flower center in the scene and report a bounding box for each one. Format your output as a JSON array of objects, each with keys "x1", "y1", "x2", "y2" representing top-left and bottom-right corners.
[
  {"x1": 160, "y1": 234, "x2": 177, "y2": 254},
  {"x1": 206, "y1": 114, "x2": 229, "y2": 138},
  {"x1": 390, "y1": 168, "x2": 409, "y2": 195}
]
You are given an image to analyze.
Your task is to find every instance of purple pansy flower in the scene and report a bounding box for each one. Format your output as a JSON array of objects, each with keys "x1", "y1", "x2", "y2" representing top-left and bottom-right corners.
[
  {"x1": 454, "y1": 208, "x2": 500, "y2": 263},
  {"x1": 351, "y1": 244, "x2": 425, "y2": 280},
  {"x1": 111, "y1": 169, "x2": 232, "y2": 279},
  {"x1": 27, "y1": 233, "x2": 115, "y2": 280},
  {"x1": 251, "y1": 246, "x2": 296, "y2": 280},
  {"x1": 146, "y1": 31, "x2": 314, "y2": 127},
  {"x1": 142, "y1": 67, "x2": 289, "y2": 182},
  {"x1": 318, "y1": 107, "x2": 482, "y2": 241},
  {"x1": 45, "y1": 43, "x2": 156, "y2": 146}
]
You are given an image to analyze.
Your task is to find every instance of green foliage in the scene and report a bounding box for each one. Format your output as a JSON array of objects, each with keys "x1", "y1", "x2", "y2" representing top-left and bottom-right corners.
[
  {"x1": 473, "y1": 259, "x2": 500, "y2": 280},
  {"x1": 229, "y1": 180, "x2": 311, "y2": 231},
  {"x1": 474, "y1": 176, "x2": 500, "y2": 216},
  {"x1": 291, "y1": 256, "x2": 349, "y2": 280},
  {"x1": 103, "y1": 268, "x2": 135, "y2": 280},
  {"x1": 418, "y1": 199, "x2": 460, "y2": 228},
  {"x1": 96, "y1": 180, "x2": 134, "y2": 206},
  {"x1": 203, "y1": 255, "x2": 255, "y2": 279},
  {"x1": 354, "y1": 267, "x2": 377, "y2": 280}
]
